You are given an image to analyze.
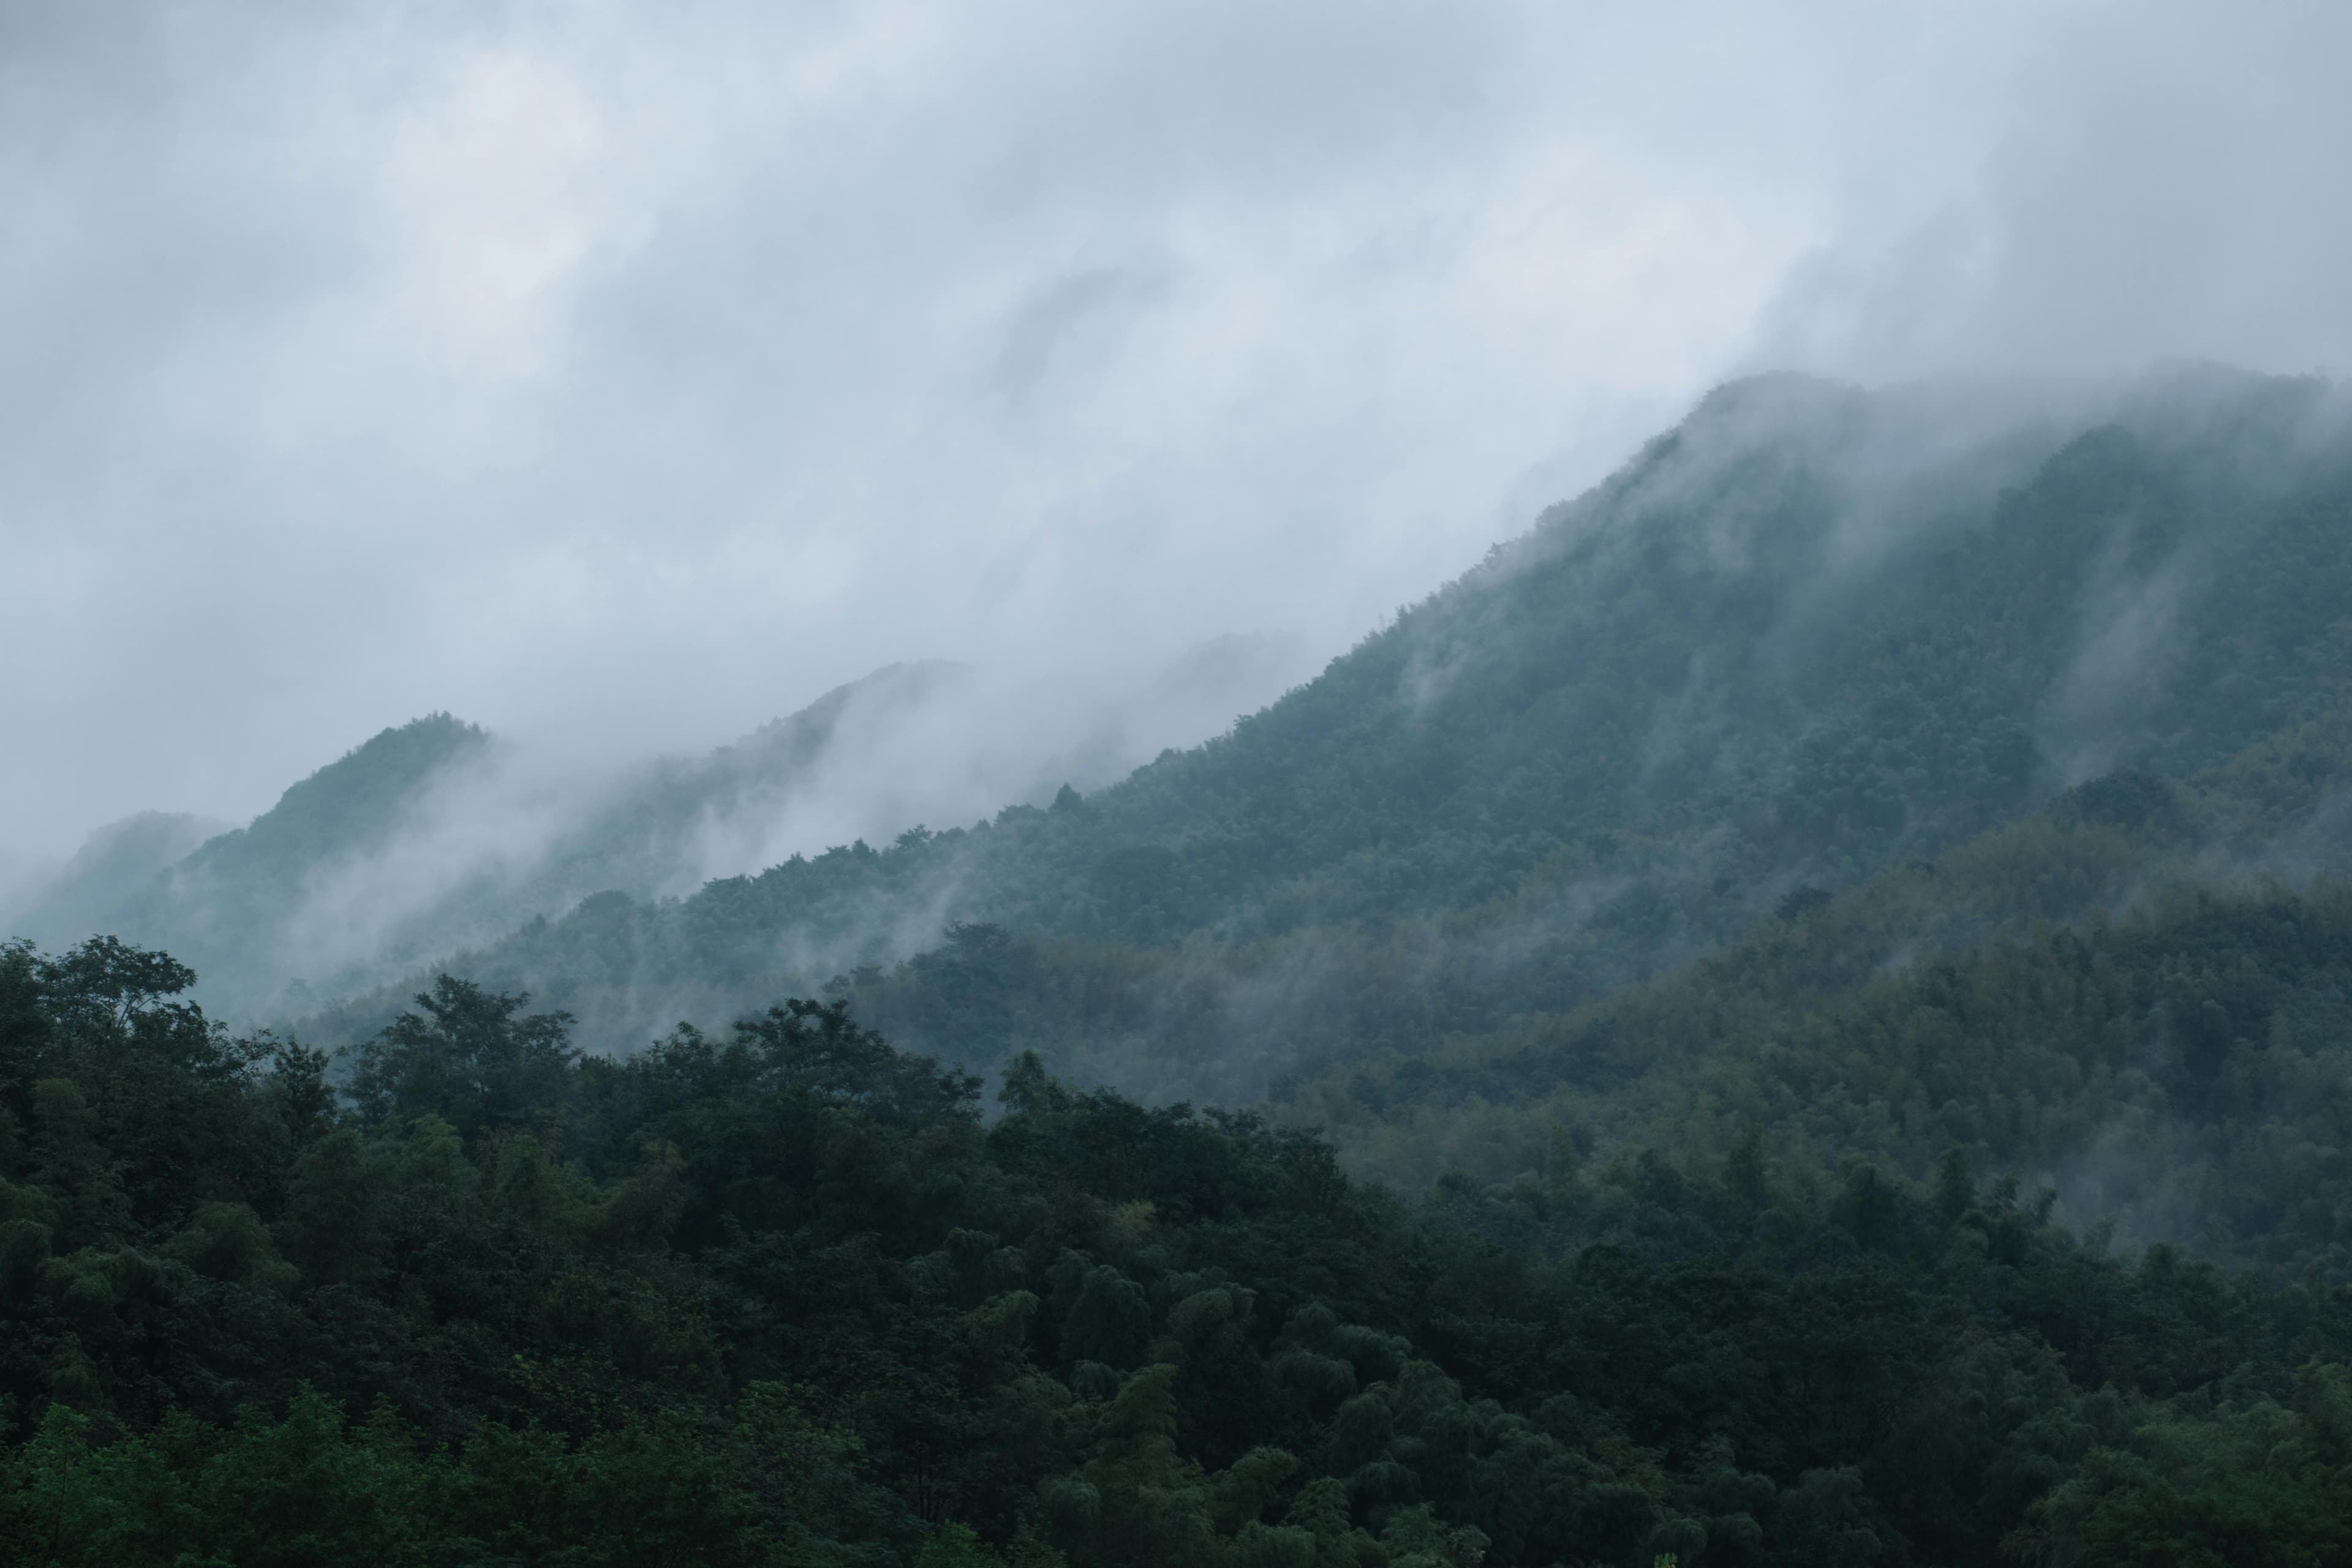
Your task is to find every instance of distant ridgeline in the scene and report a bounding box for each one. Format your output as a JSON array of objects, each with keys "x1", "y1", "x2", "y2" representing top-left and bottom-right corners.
[
  {"x1": 1, "y1": 714, "x2": 492, "y2": 1019},
  {"x1": 2, "y1": 663, "x2": 962, "y2": 1021}
]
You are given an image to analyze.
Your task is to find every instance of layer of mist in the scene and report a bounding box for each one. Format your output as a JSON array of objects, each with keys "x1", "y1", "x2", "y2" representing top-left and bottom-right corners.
[{"x1": 2, "y1": 633, "x2": 1313, "y2": 1021}]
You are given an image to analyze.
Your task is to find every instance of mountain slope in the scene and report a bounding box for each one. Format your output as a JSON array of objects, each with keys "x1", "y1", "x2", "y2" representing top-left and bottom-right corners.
[
  {"x1": 95, "y1": 714, "x2": 492, "y2": 1014},
  {"x1": 9, "y1": 714, "x2": 488, "y2": 977},
  {"x1": 520, "y1": 660, "x2": 967, "y2": 905},
  {"x1": 5, "y1": 811, "x2": 226, "y2": 944},
  {"x1": 13, "y1": 656, "x2": 1208, "y2": 1022},
  {"x1": 9, "y1": 670, "x2": 959, "y2": 1019},
  {"x1": 328, "y1": 366, "x2": 2352, "y2": 1061}
]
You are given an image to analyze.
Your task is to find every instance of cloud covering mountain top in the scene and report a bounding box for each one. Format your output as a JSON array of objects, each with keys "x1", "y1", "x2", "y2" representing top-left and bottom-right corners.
[{"x1": 4, "y1": 0, "x2": 2346, "y2": 858}]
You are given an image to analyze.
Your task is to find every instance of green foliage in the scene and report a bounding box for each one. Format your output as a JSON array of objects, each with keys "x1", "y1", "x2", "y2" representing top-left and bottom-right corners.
[
  {"x1": 1, "y1": 1384, "x2": 889, "y2": 1566},
  {"x1": 2007, "y1": 1365, "x2": 2352, "y2": 1567},
  {"x1": 8, "y1": 936, "x2": 2352, "y2": 1563},
  {"x1": 345, "y1": 974, "x2": 579, "y2": 1137}
]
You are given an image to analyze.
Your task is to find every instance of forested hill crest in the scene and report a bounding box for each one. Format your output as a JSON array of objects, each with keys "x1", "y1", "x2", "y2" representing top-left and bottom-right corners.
[
  {"x1": 481, "y1": 658, "x2": 968, "y2": 911},
  {"x1": 315, "y1": 364, "x2": 2352, "y2": 1055},
  {"x1": 6, "y1": 665, "x2": 967, "y2": 1022},
  {"x1": 12, "y1": 714, "x2": 489, "y2": 999},
  {"x1": 178, "y1": 712, "x2": 488, "y2": 884},
  {"x1": 12, "y1": 716, "x2": 486, "y2": 948}
]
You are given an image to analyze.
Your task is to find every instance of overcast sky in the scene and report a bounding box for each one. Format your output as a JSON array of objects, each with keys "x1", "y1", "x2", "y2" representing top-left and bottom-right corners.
[{"x1": 4, "y1": 0, "x2": 2348, "y2": 859}]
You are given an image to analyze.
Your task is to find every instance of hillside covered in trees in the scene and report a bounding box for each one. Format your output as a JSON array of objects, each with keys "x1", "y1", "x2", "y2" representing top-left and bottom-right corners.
[
  {"x1": 12, "y1": 365, "x2": 2352, "y2": 1560},
  {"x1": 255, "y1": 368, "x2": 2352, "y2": 1255},
  {"x1": 299, "y1": 367, "x2": 2352, "y2": 1050},
  {"x1": 2, "y1": 665, "x2": 963, "y2": 1020},
  {"x1": 5, "y1": 938, "x2": 2350, "y2": 1565}
]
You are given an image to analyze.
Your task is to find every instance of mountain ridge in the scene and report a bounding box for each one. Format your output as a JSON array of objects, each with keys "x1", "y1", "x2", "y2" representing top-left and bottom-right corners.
[{"x1": 293, "y1": 366, "x2": 2352, "y2": 1060}]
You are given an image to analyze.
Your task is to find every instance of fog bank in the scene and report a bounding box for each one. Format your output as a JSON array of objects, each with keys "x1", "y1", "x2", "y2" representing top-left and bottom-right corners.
[{"x1": 4, "y1": 0, "x2": 2346, "y2": 859}]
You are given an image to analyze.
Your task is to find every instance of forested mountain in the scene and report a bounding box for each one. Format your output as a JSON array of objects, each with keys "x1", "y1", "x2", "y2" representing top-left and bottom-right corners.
[
  {"x1": 9, "y1": 645, "x2": 1305, "y2": 1025},
  {"x1": 12, "y1": 364, "x2": 2352, "y2": 1562},
  {"x1": 518, "y1": 661, "x2": 969, "y2": 908},
  {"x1": 307, "y1": 369, "x2": 2352, "y2": 1057},
  {"x1": 6, "y1": 714, "x2": 494, "y2": 1016},
  {"x1": 6, "y1": 668, "x2": 962, "y2": 1019}
]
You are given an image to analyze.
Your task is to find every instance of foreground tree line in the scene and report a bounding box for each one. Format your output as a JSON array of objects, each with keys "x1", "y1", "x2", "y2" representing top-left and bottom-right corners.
[{"x1": 2, "y1": 937, "x2": 2350, "y2": 1565}]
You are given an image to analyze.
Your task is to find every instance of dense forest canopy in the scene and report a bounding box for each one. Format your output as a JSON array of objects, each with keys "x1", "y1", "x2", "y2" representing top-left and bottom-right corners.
[
  {"x1": 12, "y1": 366, "x2": 2352, "y2": 1559},
  {"x1": 4, "y1": 938, "x2": 2350, "y2": 1564}
]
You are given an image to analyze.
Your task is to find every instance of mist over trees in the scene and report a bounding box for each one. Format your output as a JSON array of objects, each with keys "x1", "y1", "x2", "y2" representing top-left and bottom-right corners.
[
  {"x1": 2, "y1": 644, "x2": 1313, "y2": 1025},
  {"x1": 11, "y1": 366, "x2": 2352, "y2": 1561}
]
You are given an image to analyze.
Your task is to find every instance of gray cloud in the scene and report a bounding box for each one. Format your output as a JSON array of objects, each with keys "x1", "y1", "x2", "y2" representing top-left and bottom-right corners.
[
  {"x1": 2, "y1": 0, "x2": 2343, "y2": 862},
  {"x1": 1754, "y1": 2, "x2": 2352, "y2": 377}
]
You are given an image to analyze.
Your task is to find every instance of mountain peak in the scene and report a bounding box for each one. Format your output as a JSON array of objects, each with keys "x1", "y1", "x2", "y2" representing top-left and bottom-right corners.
[
  {"x1": 222, "y1": 713, "x2": 489, "y2": 869},
  {"x1": 142, "y1": 711, "x2": 492, "y2": 942}
]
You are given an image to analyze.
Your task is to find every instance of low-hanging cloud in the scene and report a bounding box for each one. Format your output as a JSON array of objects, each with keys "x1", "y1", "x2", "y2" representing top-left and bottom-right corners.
[
  {"x1": 1752, "y1": 3, "x2": 2352, "y2": 379},
  {"x1": 2, "y1": 0, "x2": 2345, "y2": 868}
]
